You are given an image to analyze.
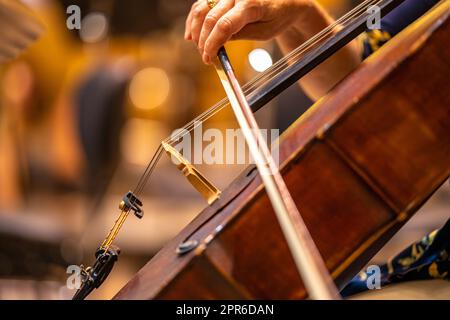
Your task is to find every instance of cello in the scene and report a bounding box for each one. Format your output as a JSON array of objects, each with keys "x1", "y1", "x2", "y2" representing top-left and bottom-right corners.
[{"x1": 74, "y1": 0, "x2": 450, "y2": 299}]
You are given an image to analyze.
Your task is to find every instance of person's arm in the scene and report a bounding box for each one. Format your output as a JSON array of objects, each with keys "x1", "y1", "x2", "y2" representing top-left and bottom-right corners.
[
  {"x1": 274, "y1": 3, "x2": 361, "y2": 100},
  {"x1": 185, "y1": 0, "x2": 361, "y2": 101}
]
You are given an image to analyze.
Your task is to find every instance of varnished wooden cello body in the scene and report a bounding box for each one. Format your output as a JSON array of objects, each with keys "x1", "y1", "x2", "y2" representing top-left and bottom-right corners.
[{"x1": 114, "y1": 1, "x2": 450, "y2": 299}]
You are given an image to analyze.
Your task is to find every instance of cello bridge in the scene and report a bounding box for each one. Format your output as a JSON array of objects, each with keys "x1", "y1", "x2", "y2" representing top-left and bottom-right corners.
[{"x1": 162, "y1": 142, "x2": 221, "y2": 205}]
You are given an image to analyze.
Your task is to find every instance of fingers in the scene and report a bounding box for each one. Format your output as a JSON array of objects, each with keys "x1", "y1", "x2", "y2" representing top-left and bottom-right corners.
[
  {"x1": 185, "y1": 0, "x2": 264, "y2": 64},
  {"x1": 189, "y1": 1, "x2": 211, "y2": 45},
  {"x1": 198, "y1": 0, "x2": 234, "y2": 54},
  {"x1": 203, "y1": 3, "x2": 262, "y2": 64},
  {"x1": 184, "y1": 2, "x2": 197, "y2": 40}
]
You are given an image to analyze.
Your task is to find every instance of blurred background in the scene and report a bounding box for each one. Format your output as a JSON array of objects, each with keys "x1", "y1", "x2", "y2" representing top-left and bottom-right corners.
[{"x1": 0, "y1": 0, "x2": 448, "y2": 300}]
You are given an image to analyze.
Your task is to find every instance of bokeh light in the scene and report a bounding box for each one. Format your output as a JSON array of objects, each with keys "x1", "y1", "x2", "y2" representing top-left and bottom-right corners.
[
  {"x1": 80, "y1": 12, "x2": 109, "y2": 43},
  {"x1": 129, "y1": 67, "x2": 170, "y2": 111},
  {"x1": 248, "y1": 48, "x2": 273, "y2": 73}
]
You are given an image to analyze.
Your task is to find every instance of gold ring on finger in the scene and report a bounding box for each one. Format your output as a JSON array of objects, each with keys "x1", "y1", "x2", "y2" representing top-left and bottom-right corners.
[{"x1": 206, "y1": 0, "x2": 218, "y2": 9}]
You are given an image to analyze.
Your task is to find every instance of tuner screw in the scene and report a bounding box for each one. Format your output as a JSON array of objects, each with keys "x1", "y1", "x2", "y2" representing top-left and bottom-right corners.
[{"x1": 176, "y1": 240, "x2": 199, "y2": 255}]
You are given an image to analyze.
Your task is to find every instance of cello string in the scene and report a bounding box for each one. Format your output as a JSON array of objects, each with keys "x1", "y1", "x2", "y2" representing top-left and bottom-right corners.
[
  {"x1": 135, "y1": 146, "x2": 163, "y2": 195},
  {"x1": 133, "y1": 0, "x2": 381, "y2": 195},
  {"x1": 133, "y1": 144, "x2": 163, "y2": 195},
  {"x1": 164, "y1": 0, "x2": 380, "y2": 145}
]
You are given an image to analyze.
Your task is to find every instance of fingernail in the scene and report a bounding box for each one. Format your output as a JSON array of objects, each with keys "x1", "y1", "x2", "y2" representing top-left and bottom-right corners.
[{"x1": 203, "y1": 53, "x2": 210, "y2": 64}]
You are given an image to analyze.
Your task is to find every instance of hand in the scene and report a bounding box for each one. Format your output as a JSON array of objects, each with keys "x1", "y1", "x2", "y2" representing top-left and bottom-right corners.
[
  {"x1": 185, "y1": 0, "x2": 316, "y2": 64},
  {"x1": 185, "y1": 0, "x2": 361, "y2": 101}
]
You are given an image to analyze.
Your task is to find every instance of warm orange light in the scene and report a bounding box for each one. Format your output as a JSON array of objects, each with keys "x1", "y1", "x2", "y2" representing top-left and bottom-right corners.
[{"x1": 129, "y1": 67, "x2": 170, "y2": 111}]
